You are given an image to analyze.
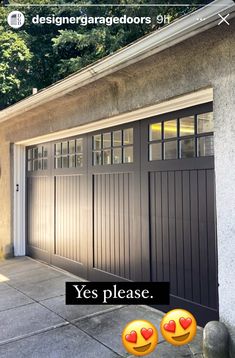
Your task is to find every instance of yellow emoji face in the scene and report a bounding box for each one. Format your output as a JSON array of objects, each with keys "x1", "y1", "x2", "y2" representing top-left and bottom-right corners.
[
  {"x1": 122, "y1": 319, "x2": 158, "y2": 356},
  {"x1": 160, "y1": 309, "x2": 197, "y2": 346}
]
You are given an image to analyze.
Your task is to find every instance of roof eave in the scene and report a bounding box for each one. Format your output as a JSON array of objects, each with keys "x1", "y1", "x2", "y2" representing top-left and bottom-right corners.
[{"x1": 0, "y1": 0, "x2": 234, "y2": 123}]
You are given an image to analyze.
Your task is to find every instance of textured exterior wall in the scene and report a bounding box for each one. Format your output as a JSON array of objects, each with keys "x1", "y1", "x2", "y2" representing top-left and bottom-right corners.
[
  {"x1": 214, "y1": 73, "x2": 235, "y2": 356},
  {"x1": 0, "y1": 133, "x2": 13, "y2": 258},
  {"x1": 0, "y1": 18, "x2": 234, "y2": 347}
]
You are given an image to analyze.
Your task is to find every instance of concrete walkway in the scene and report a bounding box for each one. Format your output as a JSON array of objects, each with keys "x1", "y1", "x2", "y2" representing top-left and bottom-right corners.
[{"x1": 0, "y1": 257, "x2": 203, "y2": 357}]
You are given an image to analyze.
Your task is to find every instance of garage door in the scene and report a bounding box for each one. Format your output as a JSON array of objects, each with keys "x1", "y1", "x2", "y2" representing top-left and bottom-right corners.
[{"x1": 26, "y1": 103, "x2": 218, "y2": 325}]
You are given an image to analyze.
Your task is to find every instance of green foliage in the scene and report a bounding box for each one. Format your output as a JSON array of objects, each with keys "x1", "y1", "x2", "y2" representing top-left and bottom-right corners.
[
  {"x1": 0, "y1": 0, "x2": 213, "y2": 109},
  {"x1": 0, "y1": 30, "x2": 32, "y2": 109}
]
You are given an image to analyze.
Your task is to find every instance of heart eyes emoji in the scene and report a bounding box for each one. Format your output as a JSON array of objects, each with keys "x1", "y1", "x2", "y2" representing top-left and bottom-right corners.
[
  {"x1": 125, "y1": 327, "x2": 153, "y2": 343},
  {"x1": 164, "y1": 317, "x2": 192, "y2": 333},
  {"x1": 161, "y1": 309, "x2": 197, "y2": 346},
  {"x1": 122, "y1": 320, "x2": 158, "y2": 355}
]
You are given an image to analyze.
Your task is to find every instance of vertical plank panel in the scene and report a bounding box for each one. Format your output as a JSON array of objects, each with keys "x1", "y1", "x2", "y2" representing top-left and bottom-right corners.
[
  {"x1": 150, "y1": 172, "x2": 157, "y2": 281},
  {"x1": 119, "y1": 174, "x2": 125, "y2": 278},
  {"x1": 155, "y1": 172, "x2": 163, "y2": 281},
  {"x1": 206, "y1": 169, "x2": 218, "y2": 309},
  {"x1": 54, "y1": 175, "x2": 83, "y2": 263},
  {"x1": 175, "y1": 171, "x2": 185, "y2": 298},
  {"x1": 114, "y1": 173, "x2": 119, "y2": 275},
  {"x1": 162, "y1": 171, "x2": 170, "y2": 281},
  {"x1": 28, "y1": 177, "x2": 50, "y2": 252},
  {"x1": 168, "y1": 171, "x2": 177, "y2": 295},
  {"x1": 182, "y1": 171, "x2": 192, "y2": 300},
  {"x1": 198, "y1": 170, "x2": 209, "y2": 306},
  {"x1": 190, "y1": 170, "x2": 201, "y2": 304},
  {"x1": 124, "y1": 173, "x2": 130, "y2": 279},
  {"x1": 110, "y1": 174, "x2": 115, "y2": 275},
  {"x1": 92, "y1": 172, "x2": 134, "y2": 279},
  {"x1": 105, "y1": 174, "x2": 110, "y2": 273}
]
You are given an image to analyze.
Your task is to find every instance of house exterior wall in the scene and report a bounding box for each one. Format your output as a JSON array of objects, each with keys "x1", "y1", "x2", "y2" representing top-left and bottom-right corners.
[
  {"x1": 214, "y1": 79, "x2": 235, "y2": 356},
  {"x1": 0, "y1": 19, "x2": 234, "y2": 347}
]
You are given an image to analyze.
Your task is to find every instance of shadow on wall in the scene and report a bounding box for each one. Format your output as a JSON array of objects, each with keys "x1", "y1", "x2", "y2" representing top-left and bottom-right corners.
[{"x1": 0, "y1": 244, "x2": 14, "y2": 259}]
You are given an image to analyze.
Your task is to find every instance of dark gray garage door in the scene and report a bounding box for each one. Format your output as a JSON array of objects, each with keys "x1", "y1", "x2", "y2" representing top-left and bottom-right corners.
[{"x1": 26, "y1": 103, "x2": 218, "y2": 325}]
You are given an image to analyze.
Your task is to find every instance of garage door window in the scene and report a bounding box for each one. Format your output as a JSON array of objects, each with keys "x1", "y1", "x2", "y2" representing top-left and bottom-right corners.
[
  {"x1": 149, "y1": 111, "x2": 214, "y2": 161},
  {"x1": 54, "y1": 138, "x2": 83, "y2": 169},
  {"x1": 27, "y1": 146, "x2": 48, "y2": 172},
  {"x1": 93, "y1": 128, "x2": 133, "y2": 165}
]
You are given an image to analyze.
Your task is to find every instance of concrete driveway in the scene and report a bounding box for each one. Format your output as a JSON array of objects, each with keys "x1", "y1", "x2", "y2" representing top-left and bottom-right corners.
[{"x1": 0, "y1": 257, "x2": 203, "y2": 357}]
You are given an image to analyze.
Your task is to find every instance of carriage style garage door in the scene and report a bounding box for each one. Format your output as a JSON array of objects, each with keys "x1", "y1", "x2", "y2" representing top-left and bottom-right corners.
[{"x1": 26, "y1": 103, "x2": 218, "y2": 325}]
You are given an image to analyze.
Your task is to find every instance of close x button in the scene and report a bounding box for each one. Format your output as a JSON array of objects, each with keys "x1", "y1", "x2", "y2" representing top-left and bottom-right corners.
[{"x1": 218, "y1": 13, "x2": 230, "y2": 25}]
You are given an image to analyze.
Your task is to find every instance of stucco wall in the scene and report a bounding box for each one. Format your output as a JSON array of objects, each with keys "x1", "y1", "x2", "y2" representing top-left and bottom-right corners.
[
  {"x1": 0, "y1": 135, "x2": 12, "y2": 258},
  {"x1": 214, "y1": 74, "x2": 235, "y2": 355},
  {"x1": 0, "y1": 18, "x2": 234, "y2": 348}
]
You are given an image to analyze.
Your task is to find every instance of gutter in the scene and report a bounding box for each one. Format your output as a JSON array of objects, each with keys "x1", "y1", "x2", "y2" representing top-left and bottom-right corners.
[{"x1": 0, "y1": 0, "x2": 234, "y2": 123}]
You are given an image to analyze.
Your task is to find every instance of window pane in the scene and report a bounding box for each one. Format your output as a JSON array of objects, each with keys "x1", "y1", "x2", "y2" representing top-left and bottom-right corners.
[
  {"x1": 76, "y1": 154, "x2": 83, "y2": 167},
  {"x1": 62, "y1": 142, "x2": 68, "y2": 155},
  {"x1": 113, "y1": 130, "x2": 122, "y2": 147},
  {"x1": 197, "y1": 112, "x2": 214, "y2": 133},
  {"x1": 33, "y1": 148, "x2": 38, "y2": 159},
  {"x1": 38, "y1": 159, "x2": 42, "y2": 170},
  {"x1": 62, "y1": 156, "x2": 68, "y2": 168},
  {"x1": 69, "y1": 155, "x2": 75, "y2": 168},
  {"x1": 69, "y1": 140, "x2": 75, "y2": 154},
  {"x1": 38, "y1": 147, "x2": 43, "y2": 158},
  {"x1": 123, "y1": 128, "x2": 133, "y2": 145},
  {"x1": 27, "y1": 161, "x2": 32, "y2": 171},
  {"x1": 198, "y1": 136, "x2": 214, "y2": 156},
  {"x1": 164, "y1": 141, "x2": 177, "y2": 159},
  {"x1": 43, "y1": 147, "x2": 48, "y2": 157},
  {"x1": 33, "y1": 160, "x2": 38, "y2": 171},
  {"x1": 93, "y1": 135, "x2": 101, "y2": 150},
  {"x1": 123, "y1": 146, "x2": 133, "y2": 163},
  {"x1": 93, "y1": 151, "x2": 102, "y2": 165},
  {"x1": 149, "y1": 123, "x2": 161, "y2": 141},
  {"x1": 113, "y1": 148, "x2": 122, "y2": 164},
  {"x1": 149, "y1": 143, "x2": 162, "y2": 161},
  {"x1": 28, "y1": 149, "x2": 32, "y2": 160},
  {"x1": 55, "y1": 143, "x2": 61, "y2": 156},
  {"x1": 180, "y1": 116, "x2": 195, "y2": 137},
  {"x1": 103, "y1": 150, "x2": 111, "y2": 165},
  {"x1": 76, "y1": 138, "x2": 83, "y2": 153},
  {"x1": 164, "y1": 120, "x2": 177, "y2": 139},
  {"x1": 55, "y1": 157, "x2": 61, "y2": 169},
  {"x1": 180, "y1": 138, "x2": 195, "y2": 158},
  {"x1": 43, "y1": 159, "x2": 48, "y2": 170},
  {"x1": 103, "y1": 133, "x2": 111, "y2": 148}
]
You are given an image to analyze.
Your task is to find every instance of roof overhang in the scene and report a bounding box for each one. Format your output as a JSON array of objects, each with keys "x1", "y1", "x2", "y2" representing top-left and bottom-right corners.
[{"x1": 0, "y1": 0, "x2": 234, "y2": 124}]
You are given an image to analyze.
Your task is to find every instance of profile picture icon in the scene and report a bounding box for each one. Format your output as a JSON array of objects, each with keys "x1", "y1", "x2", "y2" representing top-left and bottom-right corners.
[{"x1": 7, "y1": 11, "x2": 25, "y2": 29}]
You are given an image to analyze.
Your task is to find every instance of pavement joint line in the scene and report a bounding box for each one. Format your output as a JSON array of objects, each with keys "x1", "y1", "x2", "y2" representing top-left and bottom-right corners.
[
  {"x1": 26, "y1": 256, "x2": 88, "y2": 280},
  {"x1": 39, "y1": 293, "x2": 65, "y2": 302},
  {"x1": 71, "y1": 305, "x2": 126, "y2": 323},
  {"x1": 5, "y1": 278, "x2": 68, "y2": 303},
  {"x1": 5, "y1": 272, "x2": 66, "y2": 286},
  {"x1": 0, "y1": 321, "x2": 70, "y2": 347},
  {"x1": 0, "y1": 301, "x2": 35, "y2": 314}
]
